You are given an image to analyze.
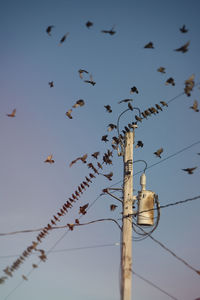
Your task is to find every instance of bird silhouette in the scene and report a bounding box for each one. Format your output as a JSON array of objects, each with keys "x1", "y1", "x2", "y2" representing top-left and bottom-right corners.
[
  {"x1": 69, "y1": 154, "x2": 88, "y2": 167},
  {"x1": 78, "y1": 69, "x2": 89, "y2": 79},
  {"x1": 66, "y1": 109, "x2": 73, "y2": 119},
  {"x1": 135, "y1": 140, "x2": 144, "y2": 148},
  {"x1": 144, "y1": 42, "x2": 154, "y2": 49},
  {"x1": 135, "y1": 115, "x2": 142, "y2": 122},
  {"x1": 84, "y1": 74, "x2": 96, "y2": 86},
  {"x1": 128, "y1": 102, "x2": 133, "y2": 111},
  {"x1": 101, "y1": 135, "x2": 109, "y2": 142},
  {"x1": 165, "y1": 77, "x2": 175, "y2": 86},
  {"x1": 160, "y1": 101, "x2": 168, "y2": 107},
  {"x1": 190, "y1": 100, "x2": 199, "y2": 112},
  {"x1": 86, "y1": 21, "x2": 93, "y2": 28},
  {"x1": 155, "y1": 104, "x2": 163, "y2": 111},
  {"x1": 157, "y1": 67, "x2": 166, "y2": 73},
  {"x1": 91, "y1": 151, "x2": 100, "y2": 159},
  {"x1": 79, "y1": 203, "x2": 89, "y2": 215},
  {"x1": 174, "y1": 41, "x2": 190, "y2": 53},
  {"x1": 130, "y1": 86, "x2": 139, "y2": 94},
  {"x1": 148, "y1": 107, "x2": 158, "y2": 114},
  {"x1": 72, "y1": 99, "x2": 85, "y2": 108},
  {"x1": 110, "y1": 204, "x2": 117, "y2": 211},
  {"x1": 46, "y1": 25, "x2": 54, "y2": 36},
  {"x1": 101, "y1": 26, "x2": 116, "y2": 35},
  {"x1": 103, "y1": 172, "x2": 113, "y2": 181},
  {"x1": 6, "y1": 109, "x2": 16, "y2": 117},
  {"x1": 154, "y1": 148, "x2": 163, "y2": 158},
  {"x1": 118, "y1": 98, "x2": 133, "y2": 104},
  {"x1": 97, "y1": 162, "x2": 103, "y2": 169},
  {"x1": 182, "y1": 167, "x2": 197, "y2": 174},
  {"x1": 104, "y1": 105, "x2": 112, "y2": 113},
  {"x1": 107, "y1": 123, "x2": 117, "y2": 132},
  {"x1": 48, "y1": 81, "x2": 54, "y2": 88},
  {"x1": 180, "y1": 25, "x2": 188, "y2": 33},
  {"x1": 59, "y1": 32, "x2": 69, "y2": 45},
  {"x1": 184, "y1": 74, "x2": 195, "y2": 96},
  {"x1": 44, "y1": 154, "x2": 55, "y2": 164}
]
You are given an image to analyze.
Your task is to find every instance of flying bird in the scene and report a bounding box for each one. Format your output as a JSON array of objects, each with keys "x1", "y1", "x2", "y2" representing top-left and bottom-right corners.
[
  {"x1": 101, "y1": 26, "x2": 116, "y2": 35},
  {"x1": 79, "y1": 203, "x2": 89, "y2": 215},
  {"x1": 110, "y1": 204, "x2": 117, "y2": 211},
  {"x1": 190, "y1": 100, "x2": 199, "y2": 112},
  {"x1": 78, "y1": 69, "x2": 89, "y2": 79},
  {"x1": 180, "y1": 24, "x2": 188, "y2": 33},
  {"x1": 44, "y1": 154, "x2": 54, "y2": 164},
  {"x1": 59, "y1": 32, "x2": 69, "y2": 45},
  {"x1": 184, "y1": 74, "x2": 195, "y2": 96},
  {"x1": 101, "y1": 135, "x2": 109, "y2": 142},
  {"x1": 107, "y1": 123, "x2": 117, "y2": 132},
  {"x1": 69, "y1": 154, "x2": 88, "y2": 167},
  {"x1": 86, "y1": 21, "x2": 93, "y2": 28},
  {"x1": 6, "y1": 108, "x2": 16, "y2": 117},
  {"x1": 135, "y1": 140, "x2": 144, "y2": 148},
  {"x1": 84, "y1": 74, "x2": 96, "y2": 86},
  {"x1": 48, "y1": 81, "x2": 54, "y2": 88},
  {"x1": 91, "y1": 151, "x2": 100, "y2": 159},
  {"x1": 165, "y1": 77, "x2": 175, "y2": 86},
  {"x1": 157, "y1": 67, "x2": 166, "y2": 73},
  {"x1": 130, "y1": 86, "x2": 139, "y2": 94},
  {"x1": 97, "y1": 162, "x2": 103, "y2": 169},
  {"x1": 174, "y1": 41, "x2": 190, "y2": 53},
  {"x1": 72, "y1": 99, "x2": 85, "y2": 108},
  {"x1": 118, "y1": 98, "x2": 133, "y2": 104},
  {"x1": 66, "y1": 109, "x2": 73, "y2": 119},
  {"x1": 104, "y1": 105, "x2": 112, "y2": 113},
  {"x1": 46, "y1": 25, "x2": 54, "y2": 36},
  {"x1": 154, "y1": 148, "x2": 163, "y2": 158},
  {"x1": 182, "y1": 167, "x2": 197, "y2": 174},
  {"x1": 144, "y1": 42, "x2": 154, "y2": 49},
  {"x1": 103, "y1": 172, "x2": 113, "y2": 181}
]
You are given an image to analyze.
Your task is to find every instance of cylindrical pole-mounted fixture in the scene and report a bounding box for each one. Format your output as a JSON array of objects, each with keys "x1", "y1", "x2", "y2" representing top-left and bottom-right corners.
[
  {"x1": 137, "y1": 190, "x2": 155, "y2": 226},
  {"x1": 140, "y1": 173, "x2": 146, "y2": 191}
]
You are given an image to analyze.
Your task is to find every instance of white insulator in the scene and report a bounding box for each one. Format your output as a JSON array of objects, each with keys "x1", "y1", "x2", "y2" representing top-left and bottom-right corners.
[
  {"x1": 140, "y1": 173, "x2": 146, "y2": 191},
  {"x1": 137, "y1": 190, "x2": 155, "y2": 226}
]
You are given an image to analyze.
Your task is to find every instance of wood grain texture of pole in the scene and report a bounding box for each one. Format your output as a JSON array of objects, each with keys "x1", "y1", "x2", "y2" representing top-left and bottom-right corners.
[{"x1": 121, "y1": 130, "x2": 134, "y2": 300}]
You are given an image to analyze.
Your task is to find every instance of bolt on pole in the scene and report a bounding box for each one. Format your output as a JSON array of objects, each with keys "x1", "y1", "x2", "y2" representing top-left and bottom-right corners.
[{"x1": 121, "y1": 129, "x2": 134, "y2": 300}]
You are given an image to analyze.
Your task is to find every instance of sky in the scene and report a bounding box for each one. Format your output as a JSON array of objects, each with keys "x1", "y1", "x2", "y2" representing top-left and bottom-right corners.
[{"x1": 0, "y1": 0, "x2": 200, "y2": 299}]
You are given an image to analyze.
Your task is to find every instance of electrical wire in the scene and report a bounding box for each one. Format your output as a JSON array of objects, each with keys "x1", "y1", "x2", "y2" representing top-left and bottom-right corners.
[{"x1": 132, "y1": 270, "x2": 180, "y2": 300}]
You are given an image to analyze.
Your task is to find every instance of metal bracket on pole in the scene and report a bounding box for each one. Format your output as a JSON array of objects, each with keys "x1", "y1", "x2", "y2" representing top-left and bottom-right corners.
[{"x1": 102, "y1": 188, "x2": 123, "y2": 203}]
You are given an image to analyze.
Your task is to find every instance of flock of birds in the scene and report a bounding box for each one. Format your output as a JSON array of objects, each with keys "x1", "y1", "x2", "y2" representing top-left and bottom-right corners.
[{"x1": 2, "y1": 21, "x2": 199, "y2": 285}]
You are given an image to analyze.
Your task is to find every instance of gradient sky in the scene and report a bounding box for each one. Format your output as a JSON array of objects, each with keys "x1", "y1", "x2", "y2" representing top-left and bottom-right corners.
[{"x1": 0, "y1": 0, "x2": 200, "y2": 299}]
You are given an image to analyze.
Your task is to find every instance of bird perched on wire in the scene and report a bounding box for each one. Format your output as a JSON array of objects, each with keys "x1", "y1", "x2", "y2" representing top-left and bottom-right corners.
[
  {"x1": 101, "y1": 26, "x2": 116, "y2": 35},
  {"x1": 190, "y1": 100, "x2": 199, "y2": 112},
  {"x1": 85, "y1": 21, "x2": 93, "y2": 28},
  {"x1": 157, "y1": 67, "x2": 166, "y2": 73},
  {"x1": 78, "y1": 69, "x2": 89, "y2": 79},
  {"x1": 148, "y1": 107, "x2": 158, "y2": 114},
  {"x1": 104, "y1": 105, "x2": 112, "y2": 113},
  {"x1": 135, "y1": 140, "x2": 144, "y2": 148},
  {"x1": 135, "y1": 115, "x2": 142, "y2": 122},
  {"x1": 155, "y1": 104, "x2": 163, "y2": 111},
  {"x1": 128, "y1": 102, "x2": 134, "y2": 111},
  {"x1": 6, "y1": 108, "x2": 16, "y2": 117},
  {"x1": 69, "y1": 154, "x2": 88, "y2": 167},
  {"x1": 101, "y1": 135, "x2": 109, "y2": 142},
  {"x1": 118, "y1": 98, "x2": 133, "y2": 104},
  {"x1": 174, "y1": 41, "x2": 190, "y2": 53},
  {"x1": 72, "y1": 99, "x2": 85, "y2": 108},
  {"x1": 179, "y1": 24, "x2": 188, "y2": 33},
  {"x1": 154, "y1": 148, "x2": 163, "y2": 158},
  {"x1": 44, "y1": 154, "x2": 55, "y2": 164},
  {"x1": 84, "y1": 74, "x2": 96, "y2": 86},
  {"x1": 46, "y1": 25, "x2": 54, "y2": 36},
  {"x1": 160, "y1": 100, "x2": 168, "y2": 107},
  {"x1": 165, "y1": 77, "x2": 175, "y2": 86},
  {"x1": 59, "y1": 32, "x2": 69, "y2": 45},
  {"x1": 130, "y1": 86, "x2": 139, "y2": 94},
  {"x1": 144, "y1": 41, "x2": 154, "y2": 49},
  {"x1": 66, "y1": 109, "x2": 73, "y2": 119},
  {"x1": 48, "y1": 81, "x2": 54, "y2": 88},
  {"x1": 182, "y1": 167, "x2": 197, "y2": 174}
]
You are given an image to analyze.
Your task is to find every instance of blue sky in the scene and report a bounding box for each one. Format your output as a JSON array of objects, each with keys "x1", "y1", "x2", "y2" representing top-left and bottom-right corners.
[{"x1": 0, "y1": 0, "x2": 200, "y2": 299}]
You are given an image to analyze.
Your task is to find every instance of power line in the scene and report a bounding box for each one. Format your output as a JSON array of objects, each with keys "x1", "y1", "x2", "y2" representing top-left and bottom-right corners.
[{"x1": 132, "y1": 270, "x2": 180, "y2": 300}]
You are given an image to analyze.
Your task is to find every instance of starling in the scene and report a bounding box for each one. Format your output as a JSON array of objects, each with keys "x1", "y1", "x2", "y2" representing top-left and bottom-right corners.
[
  {"x1": 44, "y1": 154, "x2": 54, "y2": 164},
  {"x1": 101, "y1": 135, "x2": 109, "y2": 142},
  {"x1": 110, "y1": 204, "x2": 117, "y2": 211},
  {"x1": 59, "y1": 32, "x2": 69, "y2": 45},
  {"x1": 104, "y1": 105, "x2": 112, "y2": 113},
  {"x1": 184, "y1": 74, "x2": 195, "y2": 96},
  {"x1": 144, "y1": 41, "x2": 154, "y2": 49},
  {"x1": 160, "y1": 101, "x2": 168, "y2": 107},
  {"x1": 78, "y1": 69, "x2": 89, "y2": 79},
  {"x1": 144, "y1": 109, "x2": 151, "y2": 116},
  {"x1": 141, "y1": 112, "x2": 148, "y2": 119},
  {"x1": 107, "y1": 123, "x2": 117, "y2": 132},
  {"x1": 118, "y1": 98, "x2": 133, "y2": 104},
  {"x1": 69, "y1": 154, "x2": 87, "y2": 167},
  {"x1": 46, "y1": 25, "x2": 54, "y2": 36},
  {"x1": 182, "y1": 167, "x2": 197, "y2": 174},
  {"x1": 6, "y1": 108, "x2": 16, "y2": 117},
  {"x1": 66, "y1": 109, "x2": 73, "y2": 119},
  {"x1": 103, "y1": 172, "x2": 113, "y2": 181},
  {"x1": 91, "y1": 151, "x2": 100, "y2": 159},
  {"x1": 148, "y1": 107, "x2": 158, "y2": 114},
  {"x1": 22, "y1": 275, "x2": 28, "y2": 281},
  {"x1": 135, "y1": 115, "x2": 142, "y2": 122},
  {"x1": 101, "y1": 26, "x2": 116, "y2": 35},
  {"x1": 86, "y1": 21, "x2": 93, "y2": 28},
  {"x1": 124, "y1": 126, "x2": 130, "y2": 132},
  {"x1": 84, "y1": 74, "x2": 96, "y2": 86},
  {"x1": 75, "y1": 219, "x2": 80, "y2": 224},
  {"x1": 72, "y1": 99, "x2": 85, "y2": 108},
  {"x1": 128, "y1": 102, "x2": 133, "y2": 111},
  {"x1": 154, "y1": 148, "x2": 163, "y2": 158},
  {"x1": 190, "y1": 100, "x2": 199, "y2": 112},
  {"x1": 130, "y1": 86, "x2": 139, "y2": 94},
  {"x1": 79, "y1": 203, "x2": 89, "y2": 215},
  {"x1": 165, "y1": 77, "x2": 175, "y2": 86},
  {"x1": 97, "y1": 162, "x2": 103, "y2": 169},
  {"x1": 180, "y1": 25, "x2": 188, "y2": 33},
  {"x1": 157, "y1": 67, "x2": 166, "y2": 73},
  {"x1": 48, "y1": 81, "x2": 54, "y2": 88},
  {"x1": 67, "y1": 224, "x2": 74, "y2": 231},
  {"x1": 135, "y1": 140, "x2": 144, "y2": 148},
  {"x1": 174, "y1": 41, "x2": 190, "y2": 53},
  {"x1": 32, "y1": 264, "x2": 38, "y2": 268},
  {"x1": 155, "y1": 104, "x2": 163, "y2": 111}
]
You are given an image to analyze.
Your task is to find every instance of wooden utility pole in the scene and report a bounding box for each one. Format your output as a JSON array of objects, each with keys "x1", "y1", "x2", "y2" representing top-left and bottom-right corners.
[{"x1": 121, "y1": 129, "x2": 134, "y2": 300}]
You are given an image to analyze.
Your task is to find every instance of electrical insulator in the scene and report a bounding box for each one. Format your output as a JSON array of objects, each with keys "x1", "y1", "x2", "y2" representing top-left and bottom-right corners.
[{"x1": 137, "y1": 173, "x2": 155, "y2": 226}]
